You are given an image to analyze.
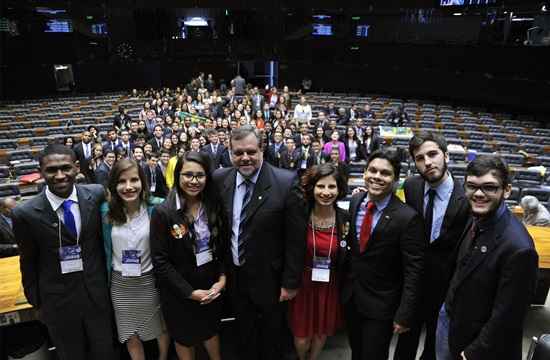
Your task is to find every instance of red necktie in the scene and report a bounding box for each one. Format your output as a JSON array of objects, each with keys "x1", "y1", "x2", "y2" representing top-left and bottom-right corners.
[{"x1": 359, "y1": 201, "x2": 376, "y2": 253}]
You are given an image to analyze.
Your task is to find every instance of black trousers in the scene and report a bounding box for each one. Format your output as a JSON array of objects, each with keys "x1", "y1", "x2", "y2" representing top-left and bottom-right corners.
[
  {"x1": 394, "y1": 316, "x2": 437, "y2": 360},
  {"x1": 42, "y1": 288, "x2": 117, "y2": 360},
  {"x1": 344, "y1": 299, "x2": 394, "y2": 360},
  {"x1": 229, "y1": 266, "x2": 285, "y2": 360}
]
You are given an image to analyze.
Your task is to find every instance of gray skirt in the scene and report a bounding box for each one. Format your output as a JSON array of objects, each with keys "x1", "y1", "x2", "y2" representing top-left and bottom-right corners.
[{"x1": 110, "y1": 270, "x2": 165, "y2": 343}]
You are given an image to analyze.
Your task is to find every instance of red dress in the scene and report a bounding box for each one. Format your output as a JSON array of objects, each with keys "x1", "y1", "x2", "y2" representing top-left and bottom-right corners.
[{"x1": 288, "y1": 224, "x2": 343, "y2": 337}]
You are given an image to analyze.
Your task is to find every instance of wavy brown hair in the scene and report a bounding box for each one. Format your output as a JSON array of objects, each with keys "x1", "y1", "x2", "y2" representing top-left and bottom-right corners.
[
  {"x1": 106, "y1": 158, "x2": 150, "y2": 225},
  {"x1": 300, "y1": 163, "x2": 348, "y2": 211}
]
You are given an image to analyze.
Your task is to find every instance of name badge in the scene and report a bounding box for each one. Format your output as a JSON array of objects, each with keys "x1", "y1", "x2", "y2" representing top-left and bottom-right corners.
[
  {"x1": 311, "y1": 256, "x2": 331, "y2": 283},
  {"x1": 150, "y1": 183, "x2": 156, "y2": 192},
  {"x1": 196, "y1": 236, "x2": 213, "y2": 267},
  {"x1": 59, "y1": 245, "x2": 83, "y2": 274},
  {"x1": 122, "y1": 249, "x2": 142, "y2": 277}
]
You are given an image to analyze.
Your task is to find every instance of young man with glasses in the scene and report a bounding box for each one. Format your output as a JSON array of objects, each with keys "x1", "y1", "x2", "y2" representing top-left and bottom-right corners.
[
  {"x1": 436, "y1": 155, "x2": 538, "y2": 360},
  {"x1": 394, "y1": 132, "x2": 470, "y2": 360}
]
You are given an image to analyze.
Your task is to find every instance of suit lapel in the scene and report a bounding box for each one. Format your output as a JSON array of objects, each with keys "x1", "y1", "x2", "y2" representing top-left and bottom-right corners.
[
  {"x1": 454, "y1": 228, "x2": 496, "y2": 287},
  {"x1": 350, "y1": 191, "x2": 367, "y2": 254},
  {"x1": 32, "y1": 191, "x2": 75, "y2": 243},
  {"x1": 242, "y1": 164, "x2": 271, "y2": 223},
  {"x1": 76, "y1": 185, "x2": 93, "y2": 238},
  {"x1": 366, "y1": 195, "x2": 398, "y2": 252},
  {"x1": 437, "y1": 179, "x2": 465, "y2": 242},
  {"x1": 223, "y1": 168, "x2": 237, "y2": 226}
]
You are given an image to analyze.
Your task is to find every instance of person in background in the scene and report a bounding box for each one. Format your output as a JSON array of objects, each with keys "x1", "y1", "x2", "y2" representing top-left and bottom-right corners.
[
  {"x1": 289, "y1": 164, "x2": 349, "y2": 360},
  {"x1": 343, "y1": 150, "x2": 425, "y2": 360},
  {"x1": 386, "y1": 105, "x2": 408, "y2": 127},
  {"x1": 64, "y1": 137, "x2": 74, "y2": 148},
  {"x1": 343, "y1": 127, "x2": 363, "y2": 163},
  {"x1": 323, "y1": 131, "x2": 346, "y2": 163},
  {"x1": 520, "y1": 195, "x2": 550, "y2": 226},
  {"x1": 95, "y1": 149, "x2": 116, "y2": 187},
  {"x1": 436, "y1": 155, "x2": 538, "y2": 360},
  {"x1": 74, "y1": 131, "x2": 94, "y2": 182},
  {"x1": 100, "y1": 159, "x2": 169, "y2": 360},
  {"x1": 144, "y1": 152, "x2": 167, "y2": 199},
  {"x1": 151, "y1": 151, "x2": 227, "y2": 360},
  {"x1": 114, "y1": 106, "x2": 132, "y2": 132},
  {"x1": 362, "y1": 126, "x2": 381, "y2": 159},
  {"x1": 12, "y1": 144, "x2": 117, "y2": 360},
  {"x1": 0, "y1": 197, "x2": 18, "y2": 257},
  {"x1": 327, "y1": 148, "x2": 349, "y2": 182},
  {"x1": 293, "y1": 96, "x2": 313, "y2": 128}
]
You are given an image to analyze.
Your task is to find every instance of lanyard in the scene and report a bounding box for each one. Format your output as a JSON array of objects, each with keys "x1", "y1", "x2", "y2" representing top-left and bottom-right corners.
[{"x1": 311, "y1": 216, "x2": 335, "y2": 260}]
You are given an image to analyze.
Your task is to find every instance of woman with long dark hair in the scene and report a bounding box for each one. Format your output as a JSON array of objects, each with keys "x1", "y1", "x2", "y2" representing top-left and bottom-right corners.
[
  {"x1": 151, "y1": 151, "x2": 228, "y2": 360},
  {"x1": 343, "y1": 126, "x2": 364, "y2": 162},
  {"x1": 288, "y1": 163, "x2": 350, "y2": 360},
  {"x1": 100, "y1": 159, "x2": 170, "y2": 360}
]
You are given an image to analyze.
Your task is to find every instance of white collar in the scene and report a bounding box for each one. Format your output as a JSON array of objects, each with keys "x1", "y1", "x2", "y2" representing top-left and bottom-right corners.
[{"x1": 45, "y1": 186, "x2": 79, "y2": 212}]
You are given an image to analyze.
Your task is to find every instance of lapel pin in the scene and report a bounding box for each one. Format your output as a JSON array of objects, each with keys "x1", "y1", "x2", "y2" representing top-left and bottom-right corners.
[
  {"x1": 481, "y1": 245, "x2": 487, "y2": 253},
  {"x1": 340, "y1": 240, "x2": 347, "y2": 248},
  {"x1": 385, "y1": 215, "x2": 390, "y2": 219},
  {"x1": 258, "y1": 196, "x2": 262, "y2": 200},
  {"x1": 52, "y1": 222, "x2": 58, "y2": 227}
]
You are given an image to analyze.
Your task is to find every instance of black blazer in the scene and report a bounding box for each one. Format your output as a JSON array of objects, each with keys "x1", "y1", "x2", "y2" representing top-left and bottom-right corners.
[
  {"x1": 265, "y1": 143, "x2": 287, "y2": 168},
  {"x1": 213, "y1": 162, "x2": 307, "y2": 306},
  {"x1": 148, "y1": 137, "x2": 165, "y2": 153},
  {"x1": 150, "y1": 191, "x2": 227, "y2": 301},
  {"x1": 73, "y1": 142, "x2": 93, "y2": 181},
  {"x1": 343, "y1": 138, "x2": 365, "y2": 162},
  {"x1": 444, "y1": 208, "x2": 538, "y2": 360},
  {"x1": 403, "y1": 175, "x2": 470, "y2": 317},
  {"x1": 94, "y1": 162, "x2": 111, "y2": 187},
  {"x1": 144, "y1": 164, "x2": 167, "y2": 199},
  {"x1": 342, "y1": 192, "x2": 426, "y2": 327},
  {"x1": 12, "y1": 185, "x2": 110, "y2": 323},
  {"x1": 362, "y1": 136, "x2": 381, "y2": 158},
  {"x1": 280, "y1": 148, "x2": 302, "y2": 172},
  {"x1": 201, "y1": 143, "x2": 226, "y2": 169}
]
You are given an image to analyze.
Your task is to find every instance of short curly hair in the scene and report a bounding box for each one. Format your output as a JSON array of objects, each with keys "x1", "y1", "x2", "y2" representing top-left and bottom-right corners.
[{"x1": 301, "y1": 163, "x2": 348, "y2": 210}]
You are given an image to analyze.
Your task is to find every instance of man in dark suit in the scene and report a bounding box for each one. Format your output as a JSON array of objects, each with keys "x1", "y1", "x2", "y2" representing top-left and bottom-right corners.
[
  {"x1": 143, "y1": 152, "x2": 167, "y2": 198},
  {"x1": 113, "y1": 106, "x2": 131, "y2": 131},
  {"x1": 265, "y1": 131, "x2": 286, "y2": 168},
  {"x1": 94, "y1": 150, "x2": 116, "y2": 187},
  {"x1": 12, "y1": 144, "x2": 117, "y2": 360},
  {"x1": 102, "y1": 128, "x2": 122, "y2": 154},
  {"x1": 201, "y1": 129, "x2": 225, "y2": 169},
  {"x1": 436, "y1": 155, "x2": 538, "y2": 360},
  {"x1": 394, "y1": 132, "x2": 470, "y2": 360},
  {"x1": 213, "y1": 125, "x2": 307, "y2": 360},
  {"x1": 280, "y1": 137, "x2": 302, "y2": 172},
  {"x1": 73, "y1": 130, "x2": 94, "y2": 182},
  {"x1": 148, "y1": 125, "x2": 165, "y2": 153},
  {"x1": 0, "y1": 197, "x2": 18, "y2": 257},
  {"x1": 343, "y1": 149, "x2": 425, "y2": 360}
]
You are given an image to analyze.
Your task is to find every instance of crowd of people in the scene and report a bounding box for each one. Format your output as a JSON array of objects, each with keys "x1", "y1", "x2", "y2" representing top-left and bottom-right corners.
[{"x1": 4, "y1": 74, "x2": 542, "y2": 360}]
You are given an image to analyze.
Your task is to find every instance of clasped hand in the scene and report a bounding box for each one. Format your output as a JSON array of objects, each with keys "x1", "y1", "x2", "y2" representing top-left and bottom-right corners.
[{"x1": 190, "y1": 280, "x2": 225, "y2": 305}]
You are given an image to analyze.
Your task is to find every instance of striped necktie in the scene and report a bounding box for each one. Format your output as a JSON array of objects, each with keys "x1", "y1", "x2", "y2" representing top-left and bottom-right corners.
[{"x1": 237, "y1": 180, "x2": 253, "y2": 265}]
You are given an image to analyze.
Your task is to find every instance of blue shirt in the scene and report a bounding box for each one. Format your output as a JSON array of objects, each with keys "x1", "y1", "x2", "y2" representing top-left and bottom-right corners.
[
  {"x1": 423, "y1": 174, "x2": 454, "y2": 242},
  {"x1": 231, "y1": 165, "x2": 262, "y2": 265},
  {"x1": 355, "y1": 193, "x2": 392, "y2": 243}
]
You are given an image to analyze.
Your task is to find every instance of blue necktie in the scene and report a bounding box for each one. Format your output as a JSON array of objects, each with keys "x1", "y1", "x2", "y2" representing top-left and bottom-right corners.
[
  {"x1": 237, "y1": 180, "x2": 253, "y2": 265},
  {"x1": 62, "y1": 200, "x2": 77, "y2": 238}
]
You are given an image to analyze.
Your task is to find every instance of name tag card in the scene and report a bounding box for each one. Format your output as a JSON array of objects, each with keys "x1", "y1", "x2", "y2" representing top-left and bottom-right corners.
[
  {"x1": 59, "y1": 245, "x2": 83, "y2": 274},
  {"x1": 122, "y1": 249, "x2": 142, "y2": 277},
  {"x1": 196, "y1": 236, "x2": 213, "y2": 267},
  {"x1": 311, "y1": 256, "x2": 331, "y2": 283}
]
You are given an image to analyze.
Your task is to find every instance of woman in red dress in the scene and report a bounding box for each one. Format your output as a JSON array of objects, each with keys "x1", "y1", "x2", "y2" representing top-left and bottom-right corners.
[{"x1": 289, "y1": 163, "x2": 351, "y2": 360}]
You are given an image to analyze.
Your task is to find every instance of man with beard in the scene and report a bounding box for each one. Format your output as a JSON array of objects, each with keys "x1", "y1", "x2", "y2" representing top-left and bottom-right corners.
[
  {"x1": 394, "y1": 132, "x2": 470, "y2": 360},
  {"x1": 436, "y1": 156, "x2": 538, "y2": 360},
  {"x1": 213, "y1": 125, "x2": 307, "y2": 360}
]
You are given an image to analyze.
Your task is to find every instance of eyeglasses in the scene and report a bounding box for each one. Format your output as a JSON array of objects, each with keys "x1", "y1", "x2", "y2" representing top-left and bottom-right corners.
[
  {"x1": 180, "y1": 172, "x2": 206, "y2": 182},
  {"x1": 464, "y1": 183, "x2": 502, "y2": 195}
]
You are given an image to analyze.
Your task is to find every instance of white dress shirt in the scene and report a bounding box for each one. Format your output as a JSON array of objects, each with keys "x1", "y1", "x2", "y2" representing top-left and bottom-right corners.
[{"x1": 45, "y1": 186, "x2": 82, "y2": 240}]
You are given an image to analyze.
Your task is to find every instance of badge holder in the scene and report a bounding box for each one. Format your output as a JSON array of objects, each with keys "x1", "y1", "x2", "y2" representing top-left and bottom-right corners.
[
  {"x1": 122, "y1": 249, "x2": 142, "y2": 277},
  {"x1": 196, "y1": 236, "x2": 213, "y2": 266},
  {"x1": 57, "y1": 221, "x2": 83, "y2": 274},
  {"x1": 311, "y1": 218, "x2": 335, "y2": 283}
]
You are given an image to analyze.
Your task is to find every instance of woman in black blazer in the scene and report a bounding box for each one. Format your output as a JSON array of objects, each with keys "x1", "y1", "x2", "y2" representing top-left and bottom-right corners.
[
  {"x1": 343, "y1": 126, "x2": 364, "y2": 162},
  {"x1": 362, "y1": 126, "x2": 381, "y2": 158},
  {"x1": 151, "y1": 151, "x2": 228, "y2": 360}
]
